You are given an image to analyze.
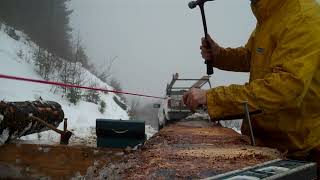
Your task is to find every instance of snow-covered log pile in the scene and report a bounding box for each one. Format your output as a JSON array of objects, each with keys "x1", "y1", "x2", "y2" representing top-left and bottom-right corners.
[{"x1": 0, "y1": 101, "x2": 64, "y2": 144}]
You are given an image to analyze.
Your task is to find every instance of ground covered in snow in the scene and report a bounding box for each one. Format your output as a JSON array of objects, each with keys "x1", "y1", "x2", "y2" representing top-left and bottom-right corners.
[{"x1": 0, "y1": 24, "x2": 157, "y2": 146}]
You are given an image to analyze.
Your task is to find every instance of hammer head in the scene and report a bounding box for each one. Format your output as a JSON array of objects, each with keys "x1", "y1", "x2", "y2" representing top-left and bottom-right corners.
[
  {"x1": 188, "y1": 0, "x2": 214, "y2": 9},
  {"x1": 188, "y1": 1, "x2": 198, "y2": 9},
  {"x1": 60, "y1": 131, "x2": 72, "y2": 145}
]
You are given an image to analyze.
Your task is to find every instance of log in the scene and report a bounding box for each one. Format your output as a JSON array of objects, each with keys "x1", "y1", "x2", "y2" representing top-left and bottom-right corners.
[{"x1": 0, "y1": 101, "x2": 64, "y2": 144}]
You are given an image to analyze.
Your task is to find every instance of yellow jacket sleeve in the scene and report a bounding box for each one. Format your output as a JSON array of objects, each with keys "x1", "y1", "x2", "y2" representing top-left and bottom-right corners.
[
  {"x1": 213, "y1": 34, "x2": 254, "y2": 73},
  {"x1": 207, "y1": 16, "x2": 320, "y2": 120}
]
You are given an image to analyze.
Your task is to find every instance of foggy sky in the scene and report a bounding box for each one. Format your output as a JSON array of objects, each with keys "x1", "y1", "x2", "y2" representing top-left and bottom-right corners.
[{"x1": 69, "y1": 0, "x2": 256, "y2": 101}]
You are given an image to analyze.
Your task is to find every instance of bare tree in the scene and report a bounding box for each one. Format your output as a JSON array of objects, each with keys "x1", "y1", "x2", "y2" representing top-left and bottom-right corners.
[
  {"x1": 128, "y1": 98, "x2": 141, "y2": 120},
  {"x1": 109, "y1": 77, "x2": 127, "y2": 103},
  {"x1": 84, "y1": 81, "x2": 101, "y2": 104},
  {"x1": 33, "y1": 47, "x2": 55, "y2": 80},
  {"x1": 91, "y1": 56, "x2": 118, "y2": 83},
  {"x1": 61, "y1": 33, "x2": 87, "y2": 104}
]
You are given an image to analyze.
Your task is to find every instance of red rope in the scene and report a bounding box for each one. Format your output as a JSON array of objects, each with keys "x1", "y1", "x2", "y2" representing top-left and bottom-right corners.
[{"x1": 0, "y1": 74, "x2": 165, "y2": 100}]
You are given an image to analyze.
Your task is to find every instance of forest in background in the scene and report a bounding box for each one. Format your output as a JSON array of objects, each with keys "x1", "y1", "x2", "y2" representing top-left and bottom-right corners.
[
  {"x1": 0, "y1": 0, "x2": 130, "y2": 112},
  {"x1": 0, "y1": 0, "x2": 159, "y2": 127},
  {"x1": 0, "y1": 0, "x2": 72, "y2": 60}
]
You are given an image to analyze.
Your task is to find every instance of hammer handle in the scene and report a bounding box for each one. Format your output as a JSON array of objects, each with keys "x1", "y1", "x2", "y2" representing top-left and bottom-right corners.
[
  {"x1": 30, "y1": 115, "x2": 64, "y2": 134},
  {"x1": 204, "y1": 40, "x2": 214, "y2": 75},
  {"x1": 199, "y1": 5, "x2": 214, "y2": 75}
]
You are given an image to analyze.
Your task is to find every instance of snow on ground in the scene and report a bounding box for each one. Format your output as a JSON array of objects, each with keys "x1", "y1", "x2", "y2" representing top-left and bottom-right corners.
[
  {"x1": 232, "y1": 127, "x2": 241, "y2": 134},
  {"x1": 186, "y1": 113, "x2": 242, "y2": 134},
  {"x1": 0, "y1": 24, "x2": 157, "y2": 145},
  {"x1": 185, "y1": 113, "x2": 210, "y2": 120}
]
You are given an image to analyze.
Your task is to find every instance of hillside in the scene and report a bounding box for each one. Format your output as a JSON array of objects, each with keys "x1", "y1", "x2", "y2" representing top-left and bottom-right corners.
[{"x1": 0, "y1": 24, "x2": 156, "y2": 145}]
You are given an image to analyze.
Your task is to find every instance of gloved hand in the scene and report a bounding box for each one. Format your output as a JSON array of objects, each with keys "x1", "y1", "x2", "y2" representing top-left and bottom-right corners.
[
  {"x1": 183, "y1": 88, "x2": 207, "y2": 112},
  {"x1": 200, "y1": 34, "x2": 223, "y2": 63}
]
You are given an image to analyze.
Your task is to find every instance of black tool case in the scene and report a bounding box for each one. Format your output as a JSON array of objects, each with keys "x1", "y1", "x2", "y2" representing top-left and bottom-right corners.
[{"x1": 96, "y1": 119, "x2": 146, "y2": 148}]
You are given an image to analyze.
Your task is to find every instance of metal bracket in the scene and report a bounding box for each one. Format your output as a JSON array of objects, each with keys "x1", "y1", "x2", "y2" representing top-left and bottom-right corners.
[{"x1": 243, "y1": 101, "x2": 256, "y2": 146}]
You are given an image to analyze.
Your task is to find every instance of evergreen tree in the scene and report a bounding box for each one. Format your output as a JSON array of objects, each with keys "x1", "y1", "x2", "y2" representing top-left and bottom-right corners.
[
  {"x1": 67, "y1": 88, "x2": 82, "y2": 105},
  {"x1": 99, "y1": 100, "x2": 106, "y2": 114},
  {"x1": 84, "y1": 82, "x2": 101, "y2": 104},
  {"x1": 0, "y1": 0, "x2": 73, "y2": 59}
]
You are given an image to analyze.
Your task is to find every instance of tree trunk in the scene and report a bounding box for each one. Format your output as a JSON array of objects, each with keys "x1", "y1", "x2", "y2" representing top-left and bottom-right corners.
[{"x1": 0, "y1": 101, "x2": 64, "y2": 144}]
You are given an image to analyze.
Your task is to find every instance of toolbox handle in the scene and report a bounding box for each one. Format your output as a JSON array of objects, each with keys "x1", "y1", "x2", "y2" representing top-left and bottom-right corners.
[{"x1": 112, "y1": 129, "x2": 129, "y2": 134}]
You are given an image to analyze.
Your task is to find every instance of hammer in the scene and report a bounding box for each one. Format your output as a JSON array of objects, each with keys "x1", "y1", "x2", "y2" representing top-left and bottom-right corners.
[
  {"x1": 29, "y1": 115, "x2": 72, "y2": 145},
  {"x1": 188, "y1": 0, "x2": 215, "y2": 75}
]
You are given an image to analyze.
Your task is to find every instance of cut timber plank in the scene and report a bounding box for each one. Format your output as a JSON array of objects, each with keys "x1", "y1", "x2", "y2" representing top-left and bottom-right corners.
[{"x1": 0, "y1": 143, "x2": 123, "y2": 179}]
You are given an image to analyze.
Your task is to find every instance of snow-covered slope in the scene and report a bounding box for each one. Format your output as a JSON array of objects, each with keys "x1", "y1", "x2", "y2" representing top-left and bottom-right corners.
[{"x1": 0, "y1": 25, "x2": 156, "y2": 145}]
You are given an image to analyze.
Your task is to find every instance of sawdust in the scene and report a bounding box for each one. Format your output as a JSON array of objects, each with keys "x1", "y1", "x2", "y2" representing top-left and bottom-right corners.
[
  {"x1": 177, "y1": 146, "x2": 279, "y2": 159},
  {"x1": 113, "y1": 120, "x2": 281, "y2": 179}
]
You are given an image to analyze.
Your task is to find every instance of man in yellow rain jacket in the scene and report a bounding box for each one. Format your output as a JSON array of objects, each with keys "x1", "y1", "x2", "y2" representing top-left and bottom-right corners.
[{"x1": 183, "y1": 0, "x2": 320, "y2": 171}]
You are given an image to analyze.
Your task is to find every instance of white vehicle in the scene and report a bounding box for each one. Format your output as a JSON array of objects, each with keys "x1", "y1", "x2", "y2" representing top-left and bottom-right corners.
[{"x1": 154, "y1": 73, "x2": 212, "y2": 129}]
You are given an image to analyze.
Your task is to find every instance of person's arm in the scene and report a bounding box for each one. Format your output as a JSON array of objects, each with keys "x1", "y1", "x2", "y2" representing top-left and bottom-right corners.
[
  {"x1": 201, "y1": 33, "x2": 254, "y2": 72},
  {"x1": 206, "y1": 17, "x2": 320, "y2": 119},
  {"x1": 214, "y1": 47, "x2": 251, "y2": 72}
]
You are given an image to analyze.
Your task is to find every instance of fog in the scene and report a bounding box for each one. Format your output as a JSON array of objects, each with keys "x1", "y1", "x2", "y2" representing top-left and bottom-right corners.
[{"x1": 69, "y1": 0, "x2": 256, "y2": 103}]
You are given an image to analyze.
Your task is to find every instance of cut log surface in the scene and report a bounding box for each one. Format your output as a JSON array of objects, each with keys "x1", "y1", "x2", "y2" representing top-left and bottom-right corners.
[
  {"x1": 0, "y1": 101, "x2": 64, "y2": 144},
  {"x1": 109, "y1": 120, "x2": 281, "y2": 179},
  {"x1": 0, "y1": 119, "x2": 281, "y2": 179}
]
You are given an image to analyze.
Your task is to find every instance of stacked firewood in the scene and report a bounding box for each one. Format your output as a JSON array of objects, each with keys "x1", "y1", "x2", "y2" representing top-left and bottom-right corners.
[{"x1": 0, "y1": 101, "x2": 64, "y2": 144}]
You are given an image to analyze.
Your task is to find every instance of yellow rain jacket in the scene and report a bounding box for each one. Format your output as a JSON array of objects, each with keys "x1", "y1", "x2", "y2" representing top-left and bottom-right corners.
[{"x1": 206, "y1": 0, "x2": 320, "y2": 157}]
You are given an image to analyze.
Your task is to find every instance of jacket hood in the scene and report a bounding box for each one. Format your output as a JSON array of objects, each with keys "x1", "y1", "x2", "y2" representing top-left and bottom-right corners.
[{"x1": 251, "y1": 0, "x2": 286, "y2": 22}]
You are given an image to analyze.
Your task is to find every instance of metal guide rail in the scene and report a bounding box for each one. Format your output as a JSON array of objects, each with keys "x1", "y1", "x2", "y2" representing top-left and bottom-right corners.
[
  {"x1": 166, "y1": 73, "x2": 212, "y2": 95},
  {"x1": 203, "y1": 159, "x2": 317, "y2": 180}
]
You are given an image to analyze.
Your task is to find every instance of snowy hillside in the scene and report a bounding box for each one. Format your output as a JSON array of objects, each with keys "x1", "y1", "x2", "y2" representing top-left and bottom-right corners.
[{"x1": 0, "y1": 24, "x2": 156, "y2": 145}]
